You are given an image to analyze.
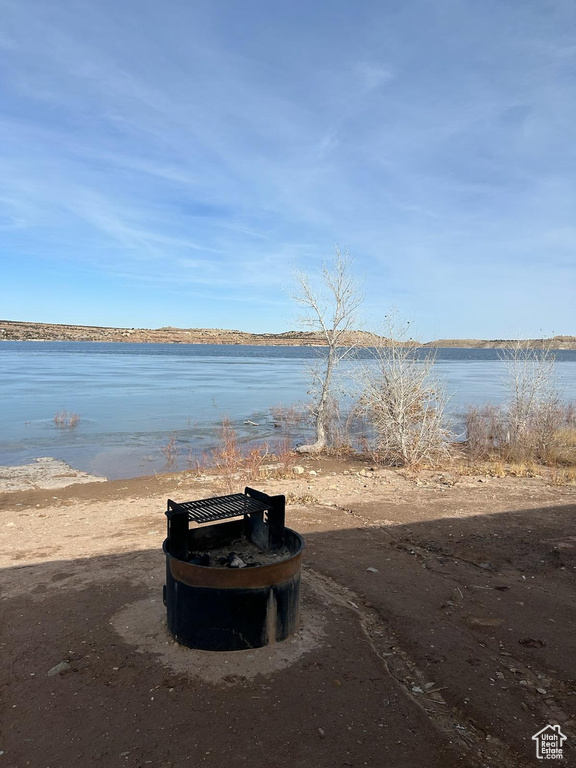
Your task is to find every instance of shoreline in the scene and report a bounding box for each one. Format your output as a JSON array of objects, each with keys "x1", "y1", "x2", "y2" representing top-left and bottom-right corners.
[{"x1": 2, "y1": 450, "x2": 574, "y2": 499}]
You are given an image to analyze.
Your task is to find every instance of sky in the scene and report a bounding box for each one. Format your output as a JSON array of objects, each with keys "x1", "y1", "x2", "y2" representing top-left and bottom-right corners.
[{"x1": 0, "y1": 0, "x2": 574, "y2": 340}]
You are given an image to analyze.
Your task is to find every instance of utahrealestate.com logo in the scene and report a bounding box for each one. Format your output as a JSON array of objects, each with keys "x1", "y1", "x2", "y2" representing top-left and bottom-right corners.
[{"x1": 532, "y1": 725, "x2": 567, "y2": 760}]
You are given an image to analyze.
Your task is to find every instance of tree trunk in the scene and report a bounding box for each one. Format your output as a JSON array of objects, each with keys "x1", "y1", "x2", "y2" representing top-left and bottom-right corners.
[{"x1": 296, "y1": 354, "x2": 333, "y2": 454}]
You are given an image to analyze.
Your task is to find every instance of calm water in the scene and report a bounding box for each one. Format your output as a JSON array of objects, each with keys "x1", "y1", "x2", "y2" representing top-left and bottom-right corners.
[{"x1": 1, "y1": 342, "x2": 575, "y2": 480}]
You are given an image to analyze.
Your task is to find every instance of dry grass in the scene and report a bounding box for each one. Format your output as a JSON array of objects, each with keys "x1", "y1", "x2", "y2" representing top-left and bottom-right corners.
[
  {"x1": 161, "y1": 434, "x2": 179, "y2": 471},
  {"x1": 463, "y1": 402, "x2": 576, "y2": 471},
  {"x1": 459, "y1": 400, "x2": 576, "y2": 485},
  {"x1": 206, "y1": 418, "x2": 300, "y2": 493},
  {"x1": 549, "y1": 467, "x2": 576, "y2": 486},
  {"x1": 181, "y1": 420, "x2": 300, "y2": 489},
  {"x1": 453, "y1": 457, "x2": 539, "y2": 478},
  {"x1": 53, "y1": 411, "x2": 80, "y2": 429},
  {"x1": 543, "y1": 427, "x2": 576, "y2": 466},
  {"x1": 285, "y1": 492, "x2": 319, "y2": 506}
]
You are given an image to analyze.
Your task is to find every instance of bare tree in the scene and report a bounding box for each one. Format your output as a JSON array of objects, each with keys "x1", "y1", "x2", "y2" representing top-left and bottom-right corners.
[
  {"x1": 500, "y1": 341, "x2": 561, "y2": 461},
  {"x1": 358, "y1": 312, "x2": 452, "y2": 467},
  {"x1": 292, "y1": 249, "x2": 363, "y2": 454}
]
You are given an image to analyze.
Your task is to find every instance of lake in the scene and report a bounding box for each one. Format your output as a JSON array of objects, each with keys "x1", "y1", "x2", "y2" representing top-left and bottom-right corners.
[{"x1": 1, "y1": 342, "x2": 575, "y2": 480}]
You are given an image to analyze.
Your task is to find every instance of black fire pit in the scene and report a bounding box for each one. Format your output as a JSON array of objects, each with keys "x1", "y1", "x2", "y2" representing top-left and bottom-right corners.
[{"x1": 163, "y1": 487, "x2": 304, "y2": 651}]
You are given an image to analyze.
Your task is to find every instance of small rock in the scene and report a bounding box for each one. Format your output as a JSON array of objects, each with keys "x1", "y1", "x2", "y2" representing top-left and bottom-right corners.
[
  {"x1": 366, "y1": 567, "x2": 379, "y2": 574},
  {"x1": 308, "y1": 470, "x2": 317, "y2": 476},
  {"x1": 519, "y1": 637, "x2": 546, "y2": 648},
  {"x1": 292, "y1": 466, "x2": 305, "y2": 475},
  {"x1": 536, "y1": 688, "x2": 547, "y2": 695},
  {"x1": 318, "y1": 728, "x2": 326, "y2": 739},
  {"x1": 521, "y1": 702, "x2": 529, "y2": 712},
  {"x1": 47, "y1": 661, "x2": 71, "y2": 676},
  {"x1": 466, "y1": 616, "x2": 504, "y2": 628},
  {"x1": 411, "y1": 686, "x2": 423, "y2": 694},
  {"x1": 227, "y1": 554, "x2": 247, "y2": 568},
  {"x1": 429, "y1": 692, "x2": 446, "y2": 702},
  {"x1": 479, "y1": 562, "x2": 491, "y2": 569}
]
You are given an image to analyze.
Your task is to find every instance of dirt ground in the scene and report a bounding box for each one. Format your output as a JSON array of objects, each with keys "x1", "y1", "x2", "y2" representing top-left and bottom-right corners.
[{"x1": 1, "y1": 457, "x2": 575, "y2": 767}]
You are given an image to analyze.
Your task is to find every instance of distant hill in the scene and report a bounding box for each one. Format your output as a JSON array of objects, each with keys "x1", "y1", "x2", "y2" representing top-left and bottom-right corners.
[
  {"x1": 423, "y1": 336, "x2": 576, "y2": 349},
  {"x1": 0, "y1": 320, "x2": 574, "y2": 349}
]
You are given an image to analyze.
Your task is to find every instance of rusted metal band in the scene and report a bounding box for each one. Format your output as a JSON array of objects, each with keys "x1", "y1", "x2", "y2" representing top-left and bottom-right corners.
[{"x1": 163, "y1": 530, "x2": 304, "y2": 590}]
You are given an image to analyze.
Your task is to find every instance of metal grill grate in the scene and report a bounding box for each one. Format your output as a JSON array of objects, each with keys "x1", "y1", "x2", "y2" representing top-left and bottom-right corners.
[{"x1": 167, "y1": 493, "x2": 270, "y2": 524}]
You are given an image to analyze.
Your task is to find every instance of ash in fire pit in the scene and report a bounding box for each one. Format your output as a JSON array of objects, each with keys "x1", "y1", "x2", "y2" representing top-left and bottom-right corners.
[
  {"x1": 188, "y1": 535, "x2": 292, "y2": 568},
  {"x1": 163, "y1": 487, "x2": 304, "y2": 651}
]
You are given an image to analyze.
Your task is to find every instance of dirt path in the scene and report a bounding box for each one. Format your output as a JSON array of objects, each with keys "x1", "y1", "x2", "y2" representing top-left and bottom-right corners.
[{"x1": 1, "y1": 461, "x2": 575, "y2": 767}]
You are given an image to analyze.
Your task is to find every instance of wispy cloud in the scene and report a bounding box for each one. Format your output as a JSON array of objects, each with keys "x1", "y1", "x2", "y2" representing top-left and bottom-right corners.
[
  {"x1": 355, "y1": 62, "x2": 394, "y2": 92},
  {"x1": 0, "y1": 0, "x2": 574, "y2": 335}
]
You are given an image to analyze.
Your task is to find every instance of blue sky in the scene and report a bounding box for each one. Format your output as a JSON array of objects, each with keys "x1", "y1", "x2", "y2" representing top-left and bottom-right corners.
[{"x1": 0, "y1": 0, "x2": 574, "y2": 340}]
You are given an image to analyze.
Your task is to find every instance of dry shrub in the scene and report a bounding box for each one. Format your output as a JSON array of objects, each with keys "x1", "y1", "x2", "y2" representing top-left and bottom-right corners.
[
  {"x1": 501, "y1": 342, "x2": 562, "y2": 462},
  {"x1": 565, "y1": 402, "x2": 576, "y2": 428},
  {"x1": 359, "y1": 315, "x2": 452, "y2": 468},
  {"x1": 464, "y1": 405, "x2": 507, "y2": 461},
  {"x1": 244, "y1": 445, "x2": 272, "y2": 481},
  {"x1": 273, "y1": 435, "x2": 298, "y2": 474},
  {"x1": 270, "y1": 404, "x2": 307, "y2": 430},
  {"x1": 54, "y1": 411, "x2": 80, "y2": 429},
  {"x1": 161, "y1": 434, "x2": 179, "y2": 470},
  {"x1": 210, "y1": 418, "x2": 271, "y2": 493},
  {"x1": 212, "y1": 418, "x2": 250, "y2": 492},
  {"x1": 182, "y1": 421, "x2": 299, "y2": 489},
  {"x1": 464, "y1": 395, "x2": 576, "y2": 468},
  {"x1": 186, "y1": 449, "x2": 210, "y2": 475},
  {"x1": 323, "y1": 400, "x2": 369, "y2": 456},
  {"x1": 463, "y1": 336, "x2": 574, "y2": 469}
]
